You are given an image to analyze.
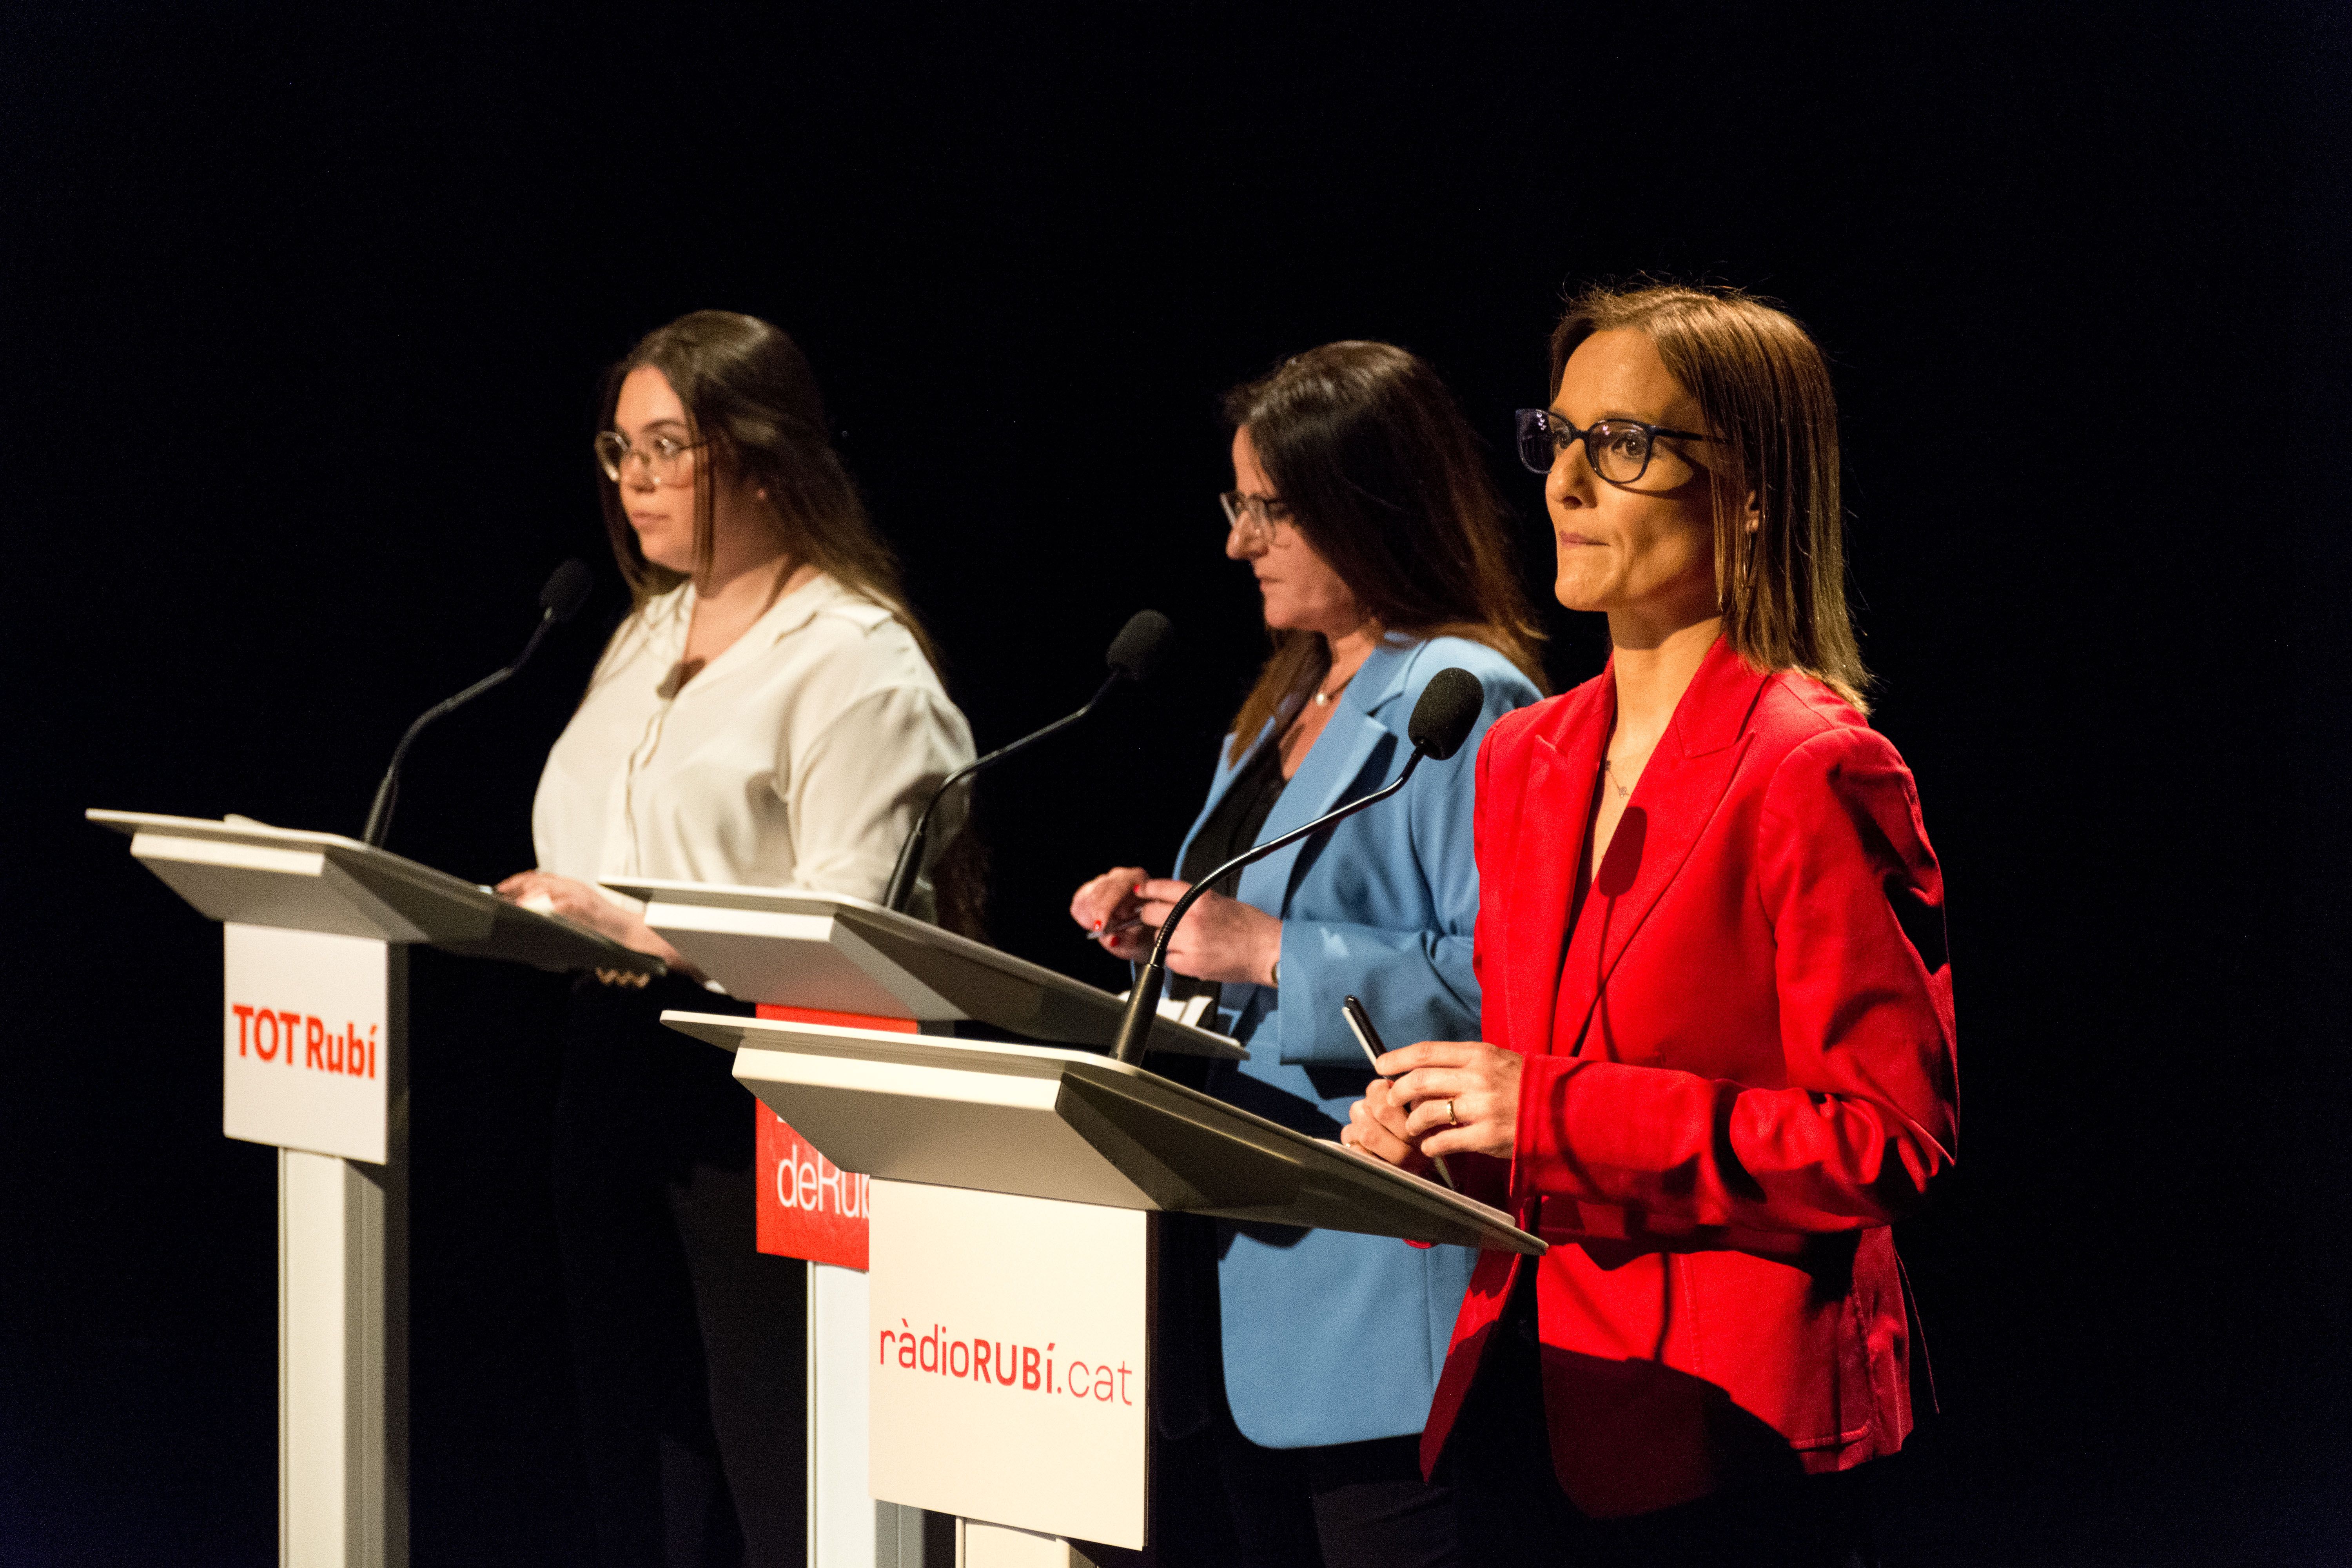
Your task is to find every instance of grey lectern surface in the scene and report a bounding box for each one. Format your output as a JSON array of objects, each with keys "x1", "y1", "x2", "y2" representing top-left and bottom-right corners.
[
  {"x1": 89, "y1": 809, "x2": 662, "y2": 1568},
  {"x1": 93, "y1": 810, "x2": 662, "y2": 974},
  {"x1": 605, "y1": 877, "x2": 1243, "y2": 1060},
  {"x1": 667, "y1": 1013, "x2": 1542, "y2": 1253}
]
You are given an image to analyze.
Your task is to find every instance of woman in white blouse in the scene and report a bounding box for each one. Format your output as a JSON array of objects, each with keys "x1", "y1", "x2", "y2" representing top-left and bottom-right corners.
[{"x1": 497, "y1": 310, "x2": 974, "y2": 1567}]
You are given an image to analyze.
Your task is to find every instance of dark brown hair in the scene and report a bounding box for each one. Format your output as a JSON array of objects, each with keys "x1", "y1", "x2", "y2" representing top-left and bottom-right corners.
[
  {"x1": 597, "y1": 310, "x2": 944, "y2": 675},
  {"x1": 1549, "y1": 283, "x2": 1869, "y2": 711},
  {"x1": 595, "y1": 311, "x2": 982, "y2": 934},
  {"x1": 1222, "y1": 341, "x2": 1547, "y2": 752}
]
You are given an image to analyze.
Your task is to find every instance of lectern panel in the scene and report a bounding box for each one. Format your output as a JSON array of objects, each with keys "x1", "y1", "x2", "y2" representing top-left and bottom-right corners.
[
  {"x1": 869, "y1": 1183, "x2": 1149, "y2": 1550},
  {"x1": 224, "y1": 924, "x2": 396, "y2": 1165}
]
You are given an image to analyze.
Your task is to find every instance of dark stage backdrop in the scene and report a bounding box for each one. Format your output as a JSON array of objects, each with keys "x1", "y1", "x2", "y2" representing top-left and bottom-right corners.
[{"x1": 4, "y1": 4, "x2": 2345, "y2": 1564}]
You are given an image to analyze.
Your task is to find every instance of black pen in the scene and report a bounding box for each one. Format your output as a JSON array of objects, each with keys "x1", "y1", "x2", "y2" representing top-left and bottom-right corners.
[{"x1": 1342, "y1": 994, "x2": 1456, "y2": 1189}]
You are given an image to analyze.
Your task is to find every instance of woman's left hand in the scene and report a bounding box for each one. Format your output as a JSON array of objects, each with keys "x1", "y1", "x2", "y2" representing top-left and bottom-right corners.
[
  {"x1": 1368, "y1": 1040, "x2": 1524, "y2": 1161},
  {"x1": 494, "y1": 870, "x2": 690, "y2": 971},
  {"x1": 1133, "y1": 877, "x2": 1282, "y2": 987}
]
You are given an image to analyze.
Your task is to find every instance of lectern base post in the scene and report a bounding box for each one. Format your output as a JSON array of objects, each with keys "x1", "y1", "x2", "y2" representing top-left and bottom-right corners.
[
  {"x1": 958, "y1": 1520, "x2": 1101, "y2": 1567},
  {"x1": 278, "y1": 1147, "x2": 407, "y2": 1568}
]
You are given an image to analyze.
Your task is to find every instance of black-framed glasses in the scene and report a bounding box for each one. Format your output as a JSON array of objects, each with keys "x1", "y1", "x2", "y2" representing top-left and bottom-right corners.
[
  {"x1": 1514, "y1": 408, "x2": 1714, "y2": 485},
  {"x1": 1219, "y1": 489, "x2": 1294, "y2": 543},
  {"x1": 593, "y1": 430, "x2": 706, "y2": 485}
]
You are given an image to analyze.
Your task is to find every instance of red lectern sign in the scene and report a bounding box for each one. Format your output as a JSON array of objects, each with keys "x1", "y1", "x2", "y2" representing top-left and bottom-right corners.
[{"x1": 751, "y1": 1004, "x2": 908, "y2": 1270}]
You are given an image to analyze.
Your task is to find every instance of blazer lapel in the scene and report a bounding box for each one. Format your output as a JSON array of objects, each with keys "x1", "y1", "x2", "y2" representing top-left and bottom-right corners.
[
  {"x1": 1507, "y1": 686, "x2": 1609, "y2": 1061},
  {"x1": 1554, "y1": 638, "x2": 1771, "y2": 1054},
  {"x1": 1234, "y1": 642, "x2": 1413, "y2": 917},
  {"x1": 1172, "y1": 718, "x2": 1274, "y2": 878}
]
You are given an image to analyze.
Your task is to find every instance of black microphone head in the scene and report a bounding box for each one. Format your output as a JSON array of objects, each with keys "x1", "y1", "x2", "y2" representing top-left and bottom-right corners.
[
  {"x1": 1407, "y1": 668, "x2": 1485, "y2": 761},
  {"x1": 539, "y1": 558, "x2": 594, "y2": 623},
  {"x1": 1105, "y1": 609, "x2": 1174, "y2": 682}
]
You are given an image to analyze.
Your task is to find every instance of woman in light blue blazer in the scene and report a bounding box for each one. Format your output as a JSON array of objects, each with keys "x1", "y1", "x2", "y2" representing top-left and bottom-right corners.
[{"x1": 1073, "y1": 341, "x2": 1547, "y2": 1567}]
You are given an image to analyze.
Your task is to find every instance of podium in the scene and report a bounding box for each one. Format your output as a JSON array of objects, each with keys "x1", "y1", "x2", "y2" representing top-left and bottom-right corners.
[
  {"x1": 87, "y1": 811, "x2": 665, "y2": 1568},
  {"x1": 602, "y1": 878, "x2": 1245, "y2": 1059},
  {"x1": 601, "y1": 880, "x2": 1243, "y2": 1567},
  {"x1": 666, "y1": 1011, "x2": 1544, "y2": 1566}
]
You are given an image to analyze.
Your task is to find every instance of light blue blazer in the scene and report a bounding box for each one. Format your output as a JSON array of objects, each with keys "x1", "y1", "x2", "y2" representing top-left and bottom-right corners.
[{"x1": 1173, "y1": 634, "x2": 1541, "y2": 1448}]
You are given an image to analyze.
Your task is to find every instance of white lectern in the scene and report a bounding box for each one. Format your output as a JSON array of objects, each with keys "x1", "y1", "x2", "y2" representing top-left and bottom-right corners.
[
  {"x1": 665, "y1": 1012, "x2": 1544, "y2": 1567},
  {"x1": 601, "y1": 879, "x2": 1241, "y2": 1568},
  {"x1": 602, "y1": 879, "x2": 1244, "y2": 1059},
  {"x1": 88, "y1": 811, "x2": 666, "y2": 1568}
]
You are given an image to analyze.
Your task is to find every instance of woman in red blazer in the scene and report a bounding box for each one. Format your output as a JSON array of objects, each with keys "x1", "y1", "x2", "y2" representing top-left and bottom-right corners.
[{"x1": 1345, "y1": 283, "x2": 1957, "y2": 1566}]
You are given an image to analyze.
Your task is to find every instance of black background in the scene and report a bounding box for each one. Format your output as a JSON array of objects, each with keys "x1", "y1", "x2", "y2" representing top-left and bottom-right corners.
[{"x1": 4, "y1": 4, "x2": 2347, "y2": 1563}]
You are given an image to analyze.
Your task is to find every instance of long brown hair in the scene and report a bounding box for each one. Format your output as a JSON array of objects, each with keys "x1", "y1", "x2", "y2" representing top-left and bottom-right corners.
[
  {"x1": 1222, "y1": 341, "x2": 1547, "y2": 753},
  {"x1": 1548, "y1": 283, "x2": 1870, "y2": 711},
  {"x1": 595, "y1": 310, "x2": 983, "y2": 934},
  {"x1": 596, "y1": 310, "x2": 945, "y2": 676}
]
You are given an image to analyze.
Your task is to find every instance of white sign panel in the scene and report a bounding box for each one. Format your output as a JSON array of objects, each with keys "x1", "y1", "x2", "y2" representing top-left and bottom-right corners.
[
  {"x1": 222, "y1": 922, "x2": 390, "y2": 1163},
  {"x1": 869, "y1": 1181, "x2": 1148, "y2": 1550}
]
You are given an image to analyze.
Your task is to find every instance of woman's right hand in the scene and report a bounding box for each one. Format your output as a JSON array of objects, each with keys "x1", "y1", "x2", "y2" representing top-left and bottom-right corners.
[{"x1": 1070, "y1": 866, "x2": 1156, "y2": 961}]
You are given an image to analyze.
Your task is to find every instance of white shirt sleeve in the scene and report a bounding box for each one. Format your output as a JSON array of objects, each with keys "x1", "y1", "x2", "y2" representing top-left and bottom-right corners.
[{"x1": 780, "y1": 681, "x2": 970, "y2": 902}]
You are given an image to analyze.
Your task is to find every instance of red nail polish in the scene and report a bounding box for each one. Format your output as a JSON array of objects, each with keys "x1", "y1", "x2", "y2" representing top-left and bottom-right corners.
[{"x1": 1092, "y1": 918, "x2": 1105, "y2": 931}]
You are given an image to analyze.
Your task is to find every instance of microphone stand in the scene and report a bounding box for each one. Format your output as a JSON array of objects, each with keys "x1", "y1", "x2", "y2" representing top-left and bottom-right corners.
[
  {"x1": 1108, "y1": 747, "x2": 1432, "y2": 1066},
  {"x1": 880, "y1": 668, "x2": 1125, "y2": 914},
  {"x1": 360, "y1": 610, "x2": 561, "y2": 849}
]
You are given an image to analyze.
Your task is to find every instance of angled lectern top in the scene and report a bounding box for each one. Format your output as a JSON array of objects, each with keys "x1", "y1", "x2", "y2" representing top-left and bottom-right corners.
[
  {"x1": 607, "y1": 876, "x2": 1237, "y2": 1060},
  {"x1": 666, "y1": 1011, "x2": 1543, "y2": 1254},
  {"x1": 91, "y1": 809, "x2": 664, "y2": 976}
]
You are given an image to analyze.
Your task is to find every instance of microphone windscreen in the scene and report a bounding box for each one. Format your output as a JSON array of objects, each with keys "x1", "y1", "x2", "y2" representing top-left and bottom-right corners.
[
  {"x1": 1105, "y1": 609, "x2": 1174, "y2": 682},
  {"x1": 1407, "y1": 668, "x2": 1485, "y2": 761},
  {"x1": 539, "y1": 558, "x2": 594, "y2": 623}
]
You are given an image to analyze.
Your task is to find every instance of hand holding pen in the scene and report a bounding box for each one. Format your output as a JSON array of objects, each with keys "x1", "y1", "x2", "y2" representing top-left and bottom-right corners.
[
  {"x1": 1069, "y1": 864, "x2": 1160, "y2": 961},
  {"x1": 1340, "y1": 995, "x2": 1457, "y2": 1189}
]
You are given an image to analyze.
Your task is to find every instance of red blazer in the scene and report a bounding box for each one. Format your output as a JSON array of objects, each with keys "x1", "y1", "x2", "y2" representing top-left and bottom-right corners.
[{"x1": 1422, "y1": 637, "x2": 1958, "y2": 1519}]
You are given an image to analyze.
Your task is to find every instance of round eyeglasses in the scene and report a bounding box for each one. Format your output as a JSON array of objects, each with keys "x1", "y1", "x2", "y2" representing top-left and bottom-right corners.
[
  {"x1": 1219, "y1": 489, "x2": 1295, "y2": 544},
  {"x1": 1514, "y1": 408, "x2": 1715, "y2": 485},
  {"x1": 594, "y1": 430, "x2": 706, "y2": 486}
]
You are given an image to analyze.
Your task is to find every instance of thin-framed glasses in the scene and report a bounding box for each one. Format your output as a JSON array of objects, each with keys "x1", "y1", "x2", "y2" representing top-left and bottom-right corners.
[
  {"x1": 1220, "y1": 489, "x2": 1294, "y2": 544},
  {"x1": 594, "y1": 430, "x2": 706, "y2": 485},
  {"x1": 1514, "y1": 408, "x2": 1715, "y2": 485}
]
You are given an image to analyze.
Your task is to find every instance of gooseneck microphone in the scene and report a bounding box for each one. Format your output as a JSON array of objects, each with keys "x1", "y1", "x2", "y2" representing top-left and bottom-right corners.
[
  {"x1": 1108, "y1": 666, "x2": 1486, "y2": 1067},
  {"x1": 881, "y1": 609, "x2": 1173, "y2": 914},
  {"x1": 360, "y1": 558, "x2": 595, "y2": 849}
]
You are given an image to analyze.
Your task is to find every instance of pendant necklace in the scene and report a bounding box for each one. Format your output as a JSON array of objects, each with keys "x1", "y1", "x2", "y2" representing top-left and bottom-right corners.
[
  {"x1": 1310, "y1": 664, "x2": 1360, "y2": 708},
  {"x1": 1602, "y1": 738, "x2": 1659, "y2": 800}
]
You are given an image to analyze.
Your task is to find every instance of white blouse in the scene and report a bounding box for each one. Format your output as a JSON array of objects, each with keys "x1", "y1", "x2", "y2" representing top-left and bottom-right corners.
[{"x1": 532, "y1": 573, "x2": 975, "y2": 914}]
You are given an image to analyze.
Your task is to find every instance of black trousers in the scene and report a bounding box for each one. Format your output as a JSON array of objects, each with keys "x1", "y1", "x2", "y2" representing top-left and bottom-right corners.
[
  {"x1": 1146, "y1": 1215, "x2": 1462, "y2": 1568},
  {"x1": 1215, "y1": 1425, "x2": 1461, "y2": 1568},
  {"x1": 552, "y1": 976, "x2": 807, "y2": 1568},
  {"x1": 1440, "y1": 1270, "x2": 1880, "y2": 1568}
]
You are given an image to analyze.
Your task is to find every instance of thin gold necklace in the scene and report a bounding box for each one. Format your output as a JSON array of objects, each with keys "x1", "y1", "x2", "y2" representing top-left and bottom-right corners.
[{"x1": 1602, "y1": 738, "x2": 1660, "y2": 800}]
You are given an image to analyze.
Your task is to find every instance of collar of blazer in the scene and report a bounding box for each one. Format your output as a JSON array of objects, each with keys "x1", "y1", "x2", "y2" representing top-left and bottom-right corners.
[
  {"x1": 1511, "y1": 633, "x2": 1773, "y2": 1059},
  {"x1": 1203, "y1": 635, "x2": 1432, "y2": 921}
]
